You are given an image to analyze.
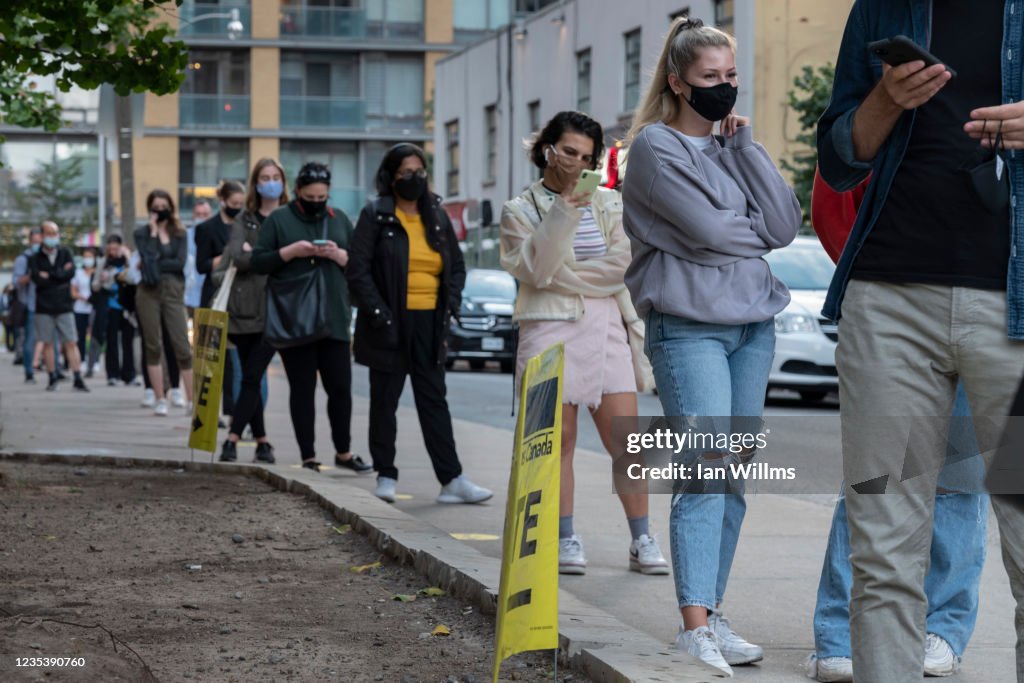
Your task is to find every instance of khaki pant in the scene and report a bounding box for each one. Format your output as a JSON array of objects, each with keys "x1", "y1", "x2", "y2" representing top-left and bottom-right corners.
[
  {"x1": 837, "y1": 280, "x2": 1024, "y2": 682},
  {"x1": 136, "y1": 277, "x2": 192, "y2": 371}
]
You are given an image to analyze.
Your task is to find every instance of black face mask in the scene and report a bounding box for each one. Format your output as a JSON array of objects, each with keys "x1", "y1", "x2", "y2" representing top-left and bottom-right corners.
[
  {"x1": 224, "y1": 206, "x2": 242, "y2": 219},
  {"x1": 684, "y1": 81, "x2": 738, "y2": 122},
  {"x1": 155, "y1": 208, "x2": 172, "y2": 222},
  {"x1": 394, "y1": 174, "x2": 428, "y2": 202},
  {"x1": 297, "y1": 198, "x2": 327, "y2": 216}
]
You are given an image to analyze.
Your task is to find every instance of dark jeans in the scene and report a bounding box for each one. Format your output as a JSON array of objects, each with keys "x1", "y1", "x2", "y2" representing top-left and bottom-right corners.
[
  {"x1": 74, "y1": 312, "x2": 90, "y2": 362},
  {"x1": 89, "y1": 303, "x2": 108, "y2": 369},
  {"x1": 228, "y1": 332, "x2": 276, "y2": 440},
  {"x1": 368, "y1": 309, "x2": 462, "y2": 485},
  {"x1": 105, "y1": 308, "x2": 135, "y2": 382},
  {"x1": 222, "y1": 348, "x2": 235, "y2": 416},
  {"x1": 278, "y1": 338, "x2": 352, "y2": 460}
]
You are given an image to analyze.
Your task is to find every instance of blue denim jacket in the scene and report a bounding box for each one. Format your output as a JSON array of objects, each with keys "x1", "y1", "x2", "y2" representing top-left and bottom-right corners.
[{"x1": 817, "y1": 0, "x2": 1024, "y2": 338}]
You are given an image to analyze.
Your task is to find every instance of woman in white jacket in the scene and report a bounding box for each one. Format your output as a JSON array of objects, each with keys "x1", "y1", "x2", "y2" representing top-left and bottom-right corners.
[{"x1": 500, "y1": 110, "x2": 667, "y2": 577}]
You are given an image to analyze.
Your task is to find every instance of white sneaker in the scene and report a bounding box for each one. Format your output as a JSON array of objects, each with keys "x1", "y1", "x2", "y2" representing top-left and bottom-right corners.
[
  {"x1": 676, "y1": 624, "x2": 733, "y2": 676},
  {"x1": 375, "y1": 476, "x2": 397, "y2": 503},
  {"x1": 558, "y1": 534, "x2": 587, "y2": 575},
  {"x1": 141, "y1": 388, "x2": 156, "y2": 408},
  {"x1": 153, "y1": 399, "x2": 169, "y2": 417},
  {"x1": 169, "y1": 387, "x2": 185, "y2": 408},
  {"x1": 708, "y1": 611, "x2": 763, "y2": 666},
  {"x1": 436, "y1": 475, "x2": 493, "y2": 504},
  {"x1": 184, "y1": 401, "x2": 193, "y2": 416},
  {"x1": 924, "y1": 633, "x2": 961, "y2": 677},
  {"x1": 803, "y1": 654, "x2": 853, "y2": 682},
  {"x1": 629, "y1": 534, "x2": 670, "y2": 575},
  {"x1": 91, "y1": 362, "x2": 102, "y2": 375}
]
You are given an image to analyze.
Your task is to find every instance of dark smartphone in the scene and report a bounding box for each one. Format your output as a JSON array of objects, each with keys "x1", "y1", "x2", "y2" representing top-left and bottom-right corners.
[{"x1": 867, "y1": 35, "x2": 957, "y2": 78}]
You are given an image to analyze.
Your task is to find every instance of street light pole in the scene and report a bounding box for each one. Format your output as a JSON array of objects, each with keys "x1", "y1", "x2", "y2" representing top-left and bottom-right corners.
[{"x1": 115, "y1": 94, "x2": 136, "y2": 246}]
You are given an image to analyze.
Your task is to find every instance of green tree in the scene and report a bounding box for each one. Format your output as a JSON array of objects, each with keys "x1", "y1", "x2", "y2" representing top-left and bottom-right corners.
[
  {"x1": 780, "y1": 63, "x2": 835, "y2": 227},
  {"x1": 13, "y1": 156, "x2": 94, "y2": 243},
  {"x1": 0, "y1": 0, "x2": 188, "y2": 135}
]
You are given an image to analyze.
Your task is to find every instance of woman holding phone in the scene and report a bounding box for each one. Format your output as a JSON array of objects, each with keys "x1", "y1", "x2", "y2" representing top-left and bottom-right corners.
[{"x1": 499, "y1": 110, "x2": 667, "y2": 577}]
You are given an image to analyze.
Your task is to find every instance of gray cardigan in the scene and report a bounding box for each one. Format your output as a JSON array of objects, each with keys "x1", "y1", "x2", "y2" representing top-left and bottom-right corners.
[{"x1": 622, "y1": 122, "x2": 801, "y2": 325}]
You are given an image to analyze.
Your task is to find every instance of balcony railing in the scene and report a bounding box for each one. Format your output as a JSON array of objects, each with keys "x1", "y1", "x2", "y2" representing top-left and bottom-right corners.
[
  {"x1": 179, "y1": 1, "x2": 251, "y2": 38},
  {"x1": 180, "y1": 94, "x2": 251, "y2": 129},
  {"x1": 279, "y1": 3, "x2": 423, "y2": 40},
  {"x1": 280, "y1": 96, "x2": 366, "y2": 129}
]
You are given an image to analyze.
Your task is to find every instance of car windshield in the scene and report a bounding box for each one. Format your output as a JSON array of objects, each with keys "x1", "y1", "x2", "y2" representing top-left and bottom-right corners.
[
  {"x1": 764, "y1": 243, "x2": 836, "y2": 290},
  {"x1": 464, "y1": 271, "x2": 516, "y2": 301}
]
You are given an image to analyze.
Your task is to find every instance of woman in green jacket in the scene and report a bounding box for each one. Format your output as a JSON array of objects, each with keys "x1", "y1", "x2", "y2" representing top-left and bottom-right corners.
[{"x1": 251, "y1": 162, "x2": 371, "y2": 473}]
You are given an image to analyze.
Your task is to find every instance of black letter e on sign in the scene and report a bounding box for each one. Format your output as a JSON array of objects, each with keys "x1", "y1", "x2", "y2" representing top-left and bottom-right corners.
[{"x1": 519, "y1": 490, "x2": 541, "y2": 559}]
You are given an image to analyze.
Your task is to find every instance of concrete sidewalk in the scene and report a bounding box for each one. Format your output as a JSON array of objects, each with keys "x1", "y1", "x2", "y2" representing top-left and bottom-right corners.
[{"x1": 0, "y1": 350, "x2": 1016, "y2": 681}]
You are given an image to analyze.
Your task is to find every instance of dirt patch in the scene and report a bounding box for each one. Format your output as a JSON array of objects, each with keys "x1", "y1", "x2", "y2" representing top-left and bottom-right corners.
[{"x1": 0, "y1": 461, "x2": 587, "y2": 682}]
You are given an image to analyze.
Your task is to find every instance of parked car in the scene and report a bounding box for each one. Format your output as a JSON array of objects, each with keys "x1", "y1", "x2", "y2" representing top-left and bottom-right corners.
[
  {"x1": 447, "y1": 268, "x2": 516, "y2": 372},
  {"x1": 763, "y1": 237, "x2": 838, "y2": 402}
]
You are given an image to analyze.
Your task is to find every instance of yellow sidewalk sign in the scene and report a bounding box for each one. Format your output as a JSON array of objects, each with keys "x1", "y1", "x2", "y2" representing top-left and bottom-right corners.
[
  {"x1": 493, "y1": 343, "x2": 563, "y2": 681},
  {"x1": 188, "y1": 307, "x2": 229, "y2": 453}
]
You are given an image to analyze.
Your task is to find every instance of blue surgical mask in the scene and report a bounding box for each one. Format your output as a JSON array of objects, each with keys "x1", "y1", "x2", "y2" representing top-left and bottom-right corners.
[
  {"x1": 43, "y1": 237, "x2": 60, "y2": 249},
  {"x1": 30, "y1": 243, "x2": 41, "y2": 254},
  {"x1": 257, "y1": 180, "x2": 283, "y2": 199}
]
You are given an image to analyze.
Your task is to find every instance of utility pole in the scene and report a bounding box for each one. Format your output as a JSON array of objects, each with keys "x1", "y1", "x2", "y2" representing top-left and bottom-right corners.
[{"x1": 115, "y1": 94, "x2": 136, "y2": 246}]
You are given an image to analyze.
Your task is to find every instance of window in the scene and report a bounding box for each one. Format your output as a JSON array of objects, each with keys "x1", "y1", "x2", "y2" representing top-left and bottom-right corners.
[
  {"x1": 515, "y1": 0, "x2": 558, "y2": 12},
  {"x1": 363, "y1": 53, "x2": 425, "y2": 129},
  {"x1": 280, "y1": 52, "x2": 362, "y2": 128},
  {"x1": 454, "y1": 0, "x2": 511, "y2": 42},
  {"x1": 364, "y1": 0, "x2": 424, "y2": 39},
  {"x1": 670, "y1": 7, "x2": 691, "y2": 21},
  {"x1": 182, "y1": 50, "x2": 249, "y2": 95},
  {"x1": 446, "y1": 120, "x2": 460, "y2": 197},
  {"x1": 714, "y1": 0, "x2": 734, "y2": 34},
  {"x1": 623, "y1": 29, "x2": 642, "y2": 112},
  {"x1": 280, "y1": 140, "x2": 362, "y2": 216},
  {"x1": 527, "y1": 99, "x2": 541, "y2": 135},
  {"x1": 0, "y1": 140, "x2": 99, "y2": 224},
  {"x1": 576, "y1": 49, "x2": 592, "y2": 113},
  {"x1": 484, "y1": 105, "x2": 498, "y2": 183},
  {"x1": 178, "y1": 138, "x2": 248, "y2": 213}
]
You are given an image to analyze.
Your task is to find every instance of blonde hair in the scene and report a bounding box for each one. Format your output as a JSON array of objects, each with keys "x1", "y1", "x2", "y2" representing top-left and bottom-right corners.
[{"x1": 625, "y1": 17, "x2": 736, "y2": 145}]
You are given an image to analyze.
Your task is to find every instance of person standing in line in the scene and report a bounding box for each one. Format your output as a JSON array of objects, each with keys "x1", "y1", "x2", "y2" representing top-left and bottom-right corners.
[
  {"x1": 196, "y1": 181, "x2": 245, "y2": 426},
  {"x1": 13, "y1": 227, "x2": 42, "y2": 383},
  {"x1": 348, "y1": 144, "x2": 491, "y2": 504},
  {"x1": 71, "y1": 247, "x2": 98, "y2": 368},
  {"x1": 30, "y1": 221, "x2": 90, "y2": 392},
  {"x1": 622, "y1": 17, "x2": 800, "y2": 676},
  {"x1": 134, "y1": 190, "x2": 194, "y2": 417},
  {"x1": 817, "y1": 1, "x2": 1024, "y2": 680},
  {"x1": 83, "y1": 246, "x2": 107, "y2": 378},
  {"x1": 252, "y1": 162, "x2": 368, "y2": 472},
  {"x1": 500, "y1": 110, "x2": 668, "y2": 576},
  {"x1": 218, "y1": 158, "x2": 289, "y2": 464},
  {"x1": 98, "y1": 234, "x2": 136, "y2": 385},
  {"x1": 185, "y1": 199, "x2": 212, "y2": 315}
]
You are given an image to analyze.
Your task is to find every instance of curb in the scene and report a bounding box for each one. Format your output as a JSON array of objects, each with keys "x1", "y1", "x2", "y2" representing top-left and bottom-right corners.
[{"x1": 0, "y1": 450, "x2": 719, "y2": 682}]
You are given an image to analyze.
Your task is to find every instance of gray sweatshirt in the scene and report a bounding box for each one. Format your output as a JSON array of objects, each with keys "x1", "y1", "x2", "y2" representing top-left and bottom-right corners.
[{"x1": 622, "y1": 122, "x2": 801, "y2": 325}]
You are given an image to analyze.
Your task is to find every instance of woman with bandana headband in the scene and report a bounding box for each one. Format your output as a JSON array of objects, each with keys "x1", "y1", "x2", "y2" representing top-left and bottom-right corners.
[
  {"x1": 499, "y1": 110, "x2": 668, "y2": 581},
  {"x1": 621, "y1": 16, "x2": 801, "y2": 676},
  {"x1": 252, "y1": 161, "x2": 367, "y2": 474},
  {"x1": 347, "y1": 143, "x2": 492, "y2": 506}
]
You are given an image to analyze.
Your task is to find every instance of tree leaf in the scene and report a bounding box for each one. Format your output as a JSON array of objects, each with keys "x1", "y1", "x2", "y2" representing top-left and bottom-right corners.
[
  {"x1": 418, "y1": 587, "x2": 446, "y2": 597},
  {"x1": 349, "y1": 561, "x2": 381, "y2": 574},
  {"x1": 431, "y1": 624, "x2": 451, "y2": 637},
  {"x1": 392, "y1": 594, "x2": 417, "y2": 603}
]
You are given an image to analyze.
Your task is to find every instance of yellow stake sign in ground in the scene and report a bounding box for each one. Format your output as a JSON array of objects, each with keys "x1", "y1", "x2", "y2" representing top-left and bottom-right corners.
[
  {"x1": 493, "y1": 343, "x2": 563, "y2": 682},
  {"x1": 188, "y1": 307, "x2": 230, "y2": 453}
]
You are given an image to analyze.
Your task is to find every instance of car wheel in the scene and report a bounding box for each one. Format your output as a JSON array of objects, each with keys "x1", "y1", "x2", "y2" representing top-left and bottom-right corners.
[
  {"x1": 469, "y1": 359, "x2": 486, "y2": 371},
  {"x1": 500, "y1": 360, "x2": 515, "y2": 374},
  {"x1": 800, "y1": 390, "x2": 829, "y2": 403}
]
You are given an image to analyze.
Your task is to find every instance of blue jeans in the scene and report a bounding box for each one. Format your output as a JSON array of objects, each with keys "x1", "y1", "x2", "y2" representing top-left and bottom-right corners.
[
  {"x1": 814, "y1": 382, "x2": 988, "y2": 659},
  {"x1": 645, "y1": 312, "x2": 776, "y2": 610},
  {"x1": 230, "y1": 346, "x2": 268, "y2": 408},
  {"x1": 22, "y1": 309, "x2": 35, "y2": 378}
]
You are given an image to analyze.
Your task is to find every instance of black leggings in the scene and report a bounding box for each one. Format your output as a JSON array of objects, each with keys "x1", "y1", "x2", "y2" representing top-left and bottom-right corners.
[
  {"x1": 105, "y1": 308, "x2": 135, "y2": 382},
  {"x1": 278, "y1": 338, "x2": 352, "y2": 460},
  {"x1": 228, "y1": 332, "x2": 276, "y2": 440}
]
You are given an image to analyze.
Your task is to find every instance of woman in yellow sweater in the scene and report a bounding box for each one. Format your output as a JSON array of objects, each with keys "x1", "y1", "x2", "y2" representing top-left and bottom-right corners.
[{"x1": 348, "y1": 144, "x2": 492, "y2": 505}]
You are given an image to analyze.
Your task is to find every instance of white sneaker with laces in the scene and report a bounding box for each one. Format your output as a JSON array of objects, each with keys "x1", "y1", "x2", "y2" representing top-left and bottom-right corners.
[
  {"x1": 153, "y1": 399, "x2": 169, "y2": 417},
  {"x1": 629, "y1": 534, "x2": 670, "y2": 575},
  {"x1": 708, "y1": 611, "x2": 763, "y2": 666},
  {"x1": 559, "y1": 534, "x2": 587, "y2": 575},
  {"x1": 436, "y1": 475, "x2": 493, "y2": 504},
  {"x1": 676, "y1": 624, "x2": 733, "y2": 676},
  {"x1": 375, "y1": 476, "x2": 397, "y2": 503},
  {"x1": 169, "y1": 387, "x2": 185, "y2": 408},
  {"x1": 141, "y1": 388, "x2": 156, "y2": 408},
  {"x1": 803, "y1": 654, "x2": 853, "y2": 682},
  {"x1": 924, "y1": 633, "x2": 960, "y2": 677}
]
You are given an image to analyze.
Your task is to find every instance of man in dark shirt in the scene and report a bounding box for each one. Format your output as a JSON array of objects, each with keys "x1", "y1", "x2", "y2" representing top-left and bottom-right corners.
[
  {"x1": 818, "y1": 1, "x2": 1024, "y2": 681},
  {"x1": 30, "y1": 221, "x2": 88, "y2": 392}
]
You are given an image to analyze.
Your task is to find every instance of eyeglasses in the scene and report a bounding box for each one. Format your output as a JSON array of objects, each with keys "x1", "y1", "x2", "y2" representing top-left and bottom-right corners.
[{"x1": 398, "y1": 169, "x2": 428, "y2": 181}]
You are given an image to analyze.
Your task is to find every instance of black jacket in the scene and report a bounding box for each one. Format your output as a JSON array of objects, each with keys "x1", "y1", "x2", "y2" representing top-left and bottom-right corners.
[
  {"x1": 195, "y1": 214, "x2": 232, "y2": 307},
  {"x1": 30, "y1": 246, "x2": 75, "y2": 315},
  {"x1": 347, "y1": 194, "x2": 465, "y2": 372}
]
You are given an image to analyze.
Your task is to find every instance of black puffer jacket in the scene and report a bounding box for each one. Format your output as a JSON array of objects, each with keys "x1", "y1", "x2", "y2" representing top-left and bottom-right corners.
[{"x1": 347, "y1": 194, "x2": 465, "y2": 372}]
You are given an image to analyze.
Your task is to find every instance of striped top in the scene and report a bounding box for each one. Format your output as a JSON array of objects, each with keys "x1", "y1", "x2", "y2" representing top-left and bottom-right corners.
[{"x1": 539, "y1": 185, "x2": 607, "y2": 261}]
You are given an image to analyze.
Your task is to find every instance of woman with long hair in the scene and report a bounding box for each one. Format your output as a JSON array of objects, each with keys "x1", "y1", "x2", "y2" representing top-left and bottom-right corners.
[
  {"x1": 134, "y1": 190, "x2": 195, "y2": 417},
  {"x1": 500, "y1": 110, "x2": 668, "y2": 577},
  {"x1": 218, "y1": 158, "x2": 289, "y2": 464},
  {"x1": 347, "y1": 143, "x2": 491, "y2": 505},
  {"x1": 621, "y1": 17, "x2": 800, "y2": 675}
]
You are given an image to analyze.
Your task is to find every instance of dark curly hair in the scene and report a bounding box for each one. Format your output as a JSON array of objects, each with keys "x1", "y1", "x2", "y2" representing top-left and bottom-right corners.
[{"x1": 529, "y1": 111, "x2": 604, "y2": 171}]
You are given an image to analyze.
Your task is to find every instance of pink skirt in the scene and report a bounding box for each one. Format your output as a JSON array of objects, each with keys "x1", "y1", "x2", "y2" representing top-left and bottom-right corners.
[{"x1": 516, "y1": 296, "x2": 636, "y2": 409}]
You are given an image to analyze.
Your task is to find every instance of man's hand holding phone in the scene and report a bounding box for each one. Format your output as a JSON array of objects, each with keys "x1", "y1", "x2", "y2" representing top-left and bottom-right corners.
[{"x1": 879, "y1": 61, "x2": 952, "y2": 111}]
